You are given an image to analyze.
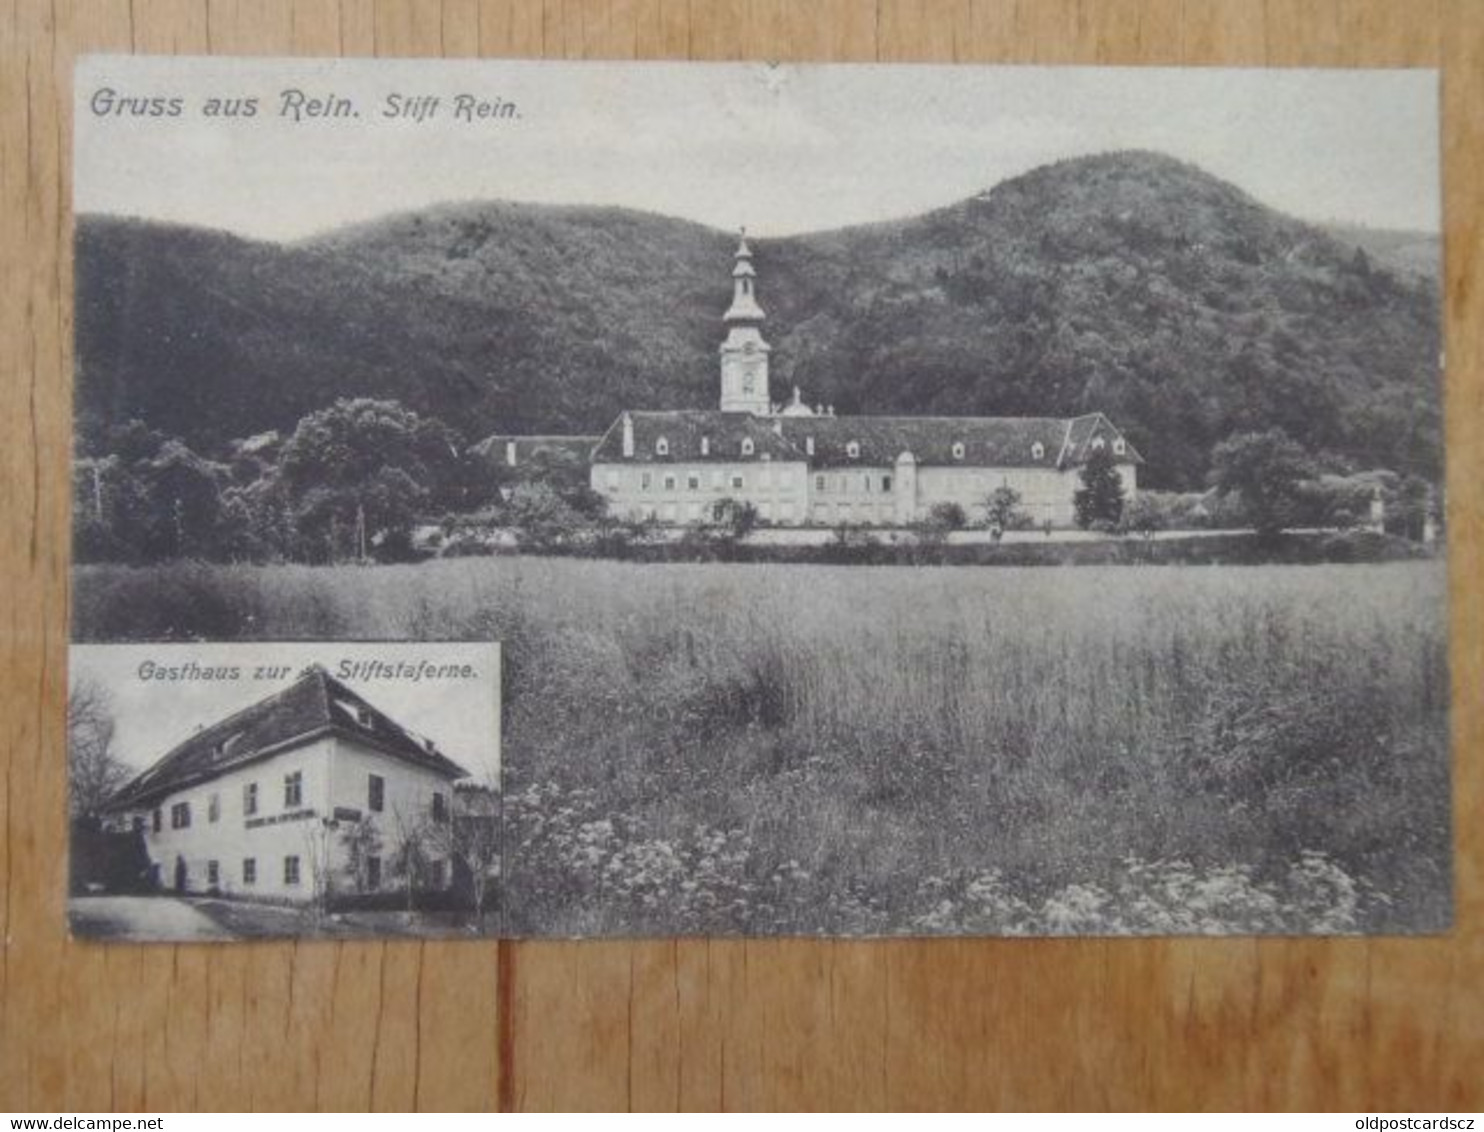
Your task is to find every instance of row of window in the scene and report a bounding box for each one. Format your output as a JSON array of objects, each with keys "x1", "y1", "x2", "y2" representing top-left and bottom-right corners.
[
  {"x1": 628, "y1": 469, "x2": 775, "y2": 494},
  {"x1": 645, "y1": 436, "x2": 1122, "y2": 463},
  {"x1": 215, "y1": 855, "x2": 299, "y2": 886},
  {"x1": 361, "y1": 771, "x2": 451, "y2": 822},
  {"x1": 152, "y1": 772, "x2": 446, "y2": 832},
  {"x1": 815, "y1": 473, "x2": 892, "y2": 494},
  {"x1": 153, "y1": 769, "x2": 306, "y2": 832},
  {"x1": 620, "y1": 469, "x2": 908, "y2": 495},
  {"x1": 654, "y1": 436, "x2": 757, "y2": 458},
  {"x1": 625, "y1": 468, "x2": 1081, "y2": 497},
  {"x1": 204, "y1": 855, "x2": 443, "y2": 890}
]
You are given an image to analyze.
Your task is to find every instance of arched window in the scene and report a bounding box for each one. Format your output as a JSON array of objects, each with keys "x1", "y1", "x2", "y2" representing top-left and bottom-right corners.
[
  {"x1": 1091, "y1": 437, "x2": 1106, "y2": 452},
  {"x1": 741, "y1": 437, "x2": 755, "y2": 456},
  {"x1": 952, "y1": 442, "x2": 965, "y2": 460},
  {"x1": 1112, "y1": 438, "x2": 1126, "y2": 455},
  {"x1": 1031, "y1": 442, "x2": 1045, "y2": 460},
  {"x1": 846, "y1": 440, "x2": 860, "y2": 459},
  {"x1": 700, "y1": 436, "x2": 710, "y2": 456},
  {"x1": 656, "y1": 437, "x2": 669, "y2": 456}
]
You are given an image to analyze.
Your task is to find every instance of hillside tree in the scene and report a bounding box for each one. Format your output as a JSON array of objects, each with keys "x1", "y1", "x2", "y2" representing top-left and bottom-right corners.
[
  {"x1": 504, "y1": 481, "x2": 587, "y2": 552},
  {"x1": 339, "y1": 817, "x2": 384, "y2": 894},
  {"x1": 425, "y1": 784, "x2": 501, "y2": 926},
  {"x1": 1208, "y1": 428, "x2": 1315, "y2": 537},
  {"x1": 279, "y1": 398, "x2": 467, "y2": 562},
  {"x1": 67, "y1": 678, "x2": 131, "y2": 820},
  {"x1": 1074, "y1": 446, "x2": 1126, "y2": 528},
  {"x1": 982, "y1": 486, "x2": 1027, "y2": 531}
]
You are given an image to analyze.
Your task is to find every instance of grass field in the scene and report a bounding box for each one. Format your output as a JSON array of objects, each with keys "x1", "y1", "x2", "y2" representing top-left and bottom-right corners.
[{"x1": 73, "y1": 557, "x2": 1451, "y2": 936}]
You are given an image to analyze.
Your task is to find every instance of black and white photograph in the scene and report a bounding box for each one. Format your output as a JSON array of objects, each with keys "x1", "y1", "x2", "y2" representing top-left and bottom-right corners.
[
  {"x1": 71, "y1": 57, "x2": 1447, "y2": 937},
  {"x1": 67, "y1": 642, "x2": 501, "y2": 941}
]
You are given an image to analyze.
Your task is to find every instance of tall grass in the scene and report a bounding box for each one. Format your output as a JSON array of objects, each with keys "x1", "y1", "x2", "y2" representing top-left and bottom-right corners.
[{"x1": 74, "y1": 558, "x2": 1451, "y2": 935}]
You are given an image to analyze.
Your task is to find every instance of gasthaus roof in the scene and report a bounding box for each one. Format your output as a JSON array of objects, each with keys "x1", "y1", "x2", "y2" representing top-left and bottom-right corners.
[{"x1": 106, "y1": 666, "x2": 469, "y2": 811}]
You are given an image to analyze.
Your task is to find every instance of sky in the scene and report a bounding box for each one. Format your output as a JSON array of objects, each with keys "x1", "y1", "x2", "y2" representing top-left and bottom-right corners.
[
  {"x1": 70, "y1": 642, "x2": 502, "y2": 784},
  {"x1": 74, "y1": 56, "x2": 1441, "y2": 242}
]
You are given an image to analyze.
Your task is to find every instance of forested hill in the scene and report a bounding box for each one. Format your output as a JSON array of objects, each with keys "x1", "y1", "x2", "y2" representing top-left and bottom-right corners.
[{"x1": 74, "y1": 150, "x2": 1441, "y2": 489}]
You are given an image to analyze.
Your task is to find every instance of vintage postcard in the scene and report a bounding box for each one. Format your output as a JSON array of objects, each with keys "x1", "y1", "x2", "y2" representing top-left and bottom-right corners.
[
  {"x1": 68, "y1": 642, "x2": 501, "y2": 941},
  {"x1": 71, "y1": 57, "x2": 1446, "y2": 937}
]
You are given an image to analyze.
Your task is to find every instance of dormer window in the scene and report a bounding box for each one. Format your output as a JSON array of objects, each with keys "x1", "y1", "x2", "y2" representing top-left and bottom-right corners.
[
  {"x1": 846, "y1": 441, "x2": 860, "y2": 459},
  {"x1": 700, "y1": 436, "x2": 710, "y2": 456},
  {"x1": 1031, "y1": 442, "x2": 1045, "y2": 460},
  {"x1": 805, "y1": 436, "x2": 815, "y2": 456},
  {"x1": 1113, "y1": 438, "x2": 1126, "y2": 455},
  {"x1": 952, "y1": 442, "x2": 965, "y2": 460},
  {"x1": 656, "y1": 437, "x2": 669, "y2": 456},
  {"x1": 741, "y1": 438, "x2": 755, "y2": 456}
]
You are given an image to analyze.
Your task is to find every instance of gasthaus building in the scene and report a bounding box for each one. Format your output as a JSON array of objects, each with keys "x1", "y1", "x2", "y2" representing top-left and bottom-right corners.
[
  {"x1": 480, "y1": 233, "x2": 1142, "y2": 528},
  {"x1": 102, "y1": 666, "x2": 468, "y2": 903}
]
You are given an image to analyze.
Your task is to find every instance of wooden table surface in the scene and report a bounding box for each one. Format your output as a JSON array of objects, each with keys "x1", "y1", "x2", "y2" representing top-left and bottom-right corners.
[{"x1": 2, "y1": 0, "x2": 1480, "y2": 1112}]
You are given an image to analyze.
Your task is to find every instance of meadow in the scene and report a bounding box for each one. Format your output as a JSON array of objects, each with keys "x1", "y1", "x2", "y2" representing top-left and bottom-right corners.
[{"x1": 73, "y1": 557, "x2": 1451, "y2": 936}]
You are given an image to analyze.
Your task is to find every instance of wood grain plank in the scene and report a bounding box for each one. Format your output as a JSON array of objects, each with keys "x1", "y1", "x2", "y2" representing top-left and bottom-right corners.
[
  {"x1": 1180, "y1": 0, "x2": 1264, "y2": 65},
  {"x1": 478, "y1": 0, "x2": 546, "y2": 56},
  {"x1": 1262, "y1": 0, "x2": 1343, "y2": 66},
  {"x1": 1011, "y1": 0, "x2": 1085, "y2": 64},
  {"x1": 1437, "y1": 0, "x2": 1484, "y2": 1111}
]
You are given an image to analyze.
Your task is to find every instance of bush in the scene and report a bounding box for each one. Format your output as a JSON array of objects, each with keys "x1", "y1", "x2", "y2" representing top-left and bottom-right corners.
[
  {"x1": 504, "y1": 482, "x2": 586, "y2": 551},
  {"x1": 1208, "y1": 428, "x2": 1314, "y2": 535},
  {"x1": 927, "y1": 501, "x2": 968, "y2": 530},
  {"x1": 982, "y1": 486, "x2": 1030, "y2": 532},
  {"x1": 1119, "y1": 495, "x2": 1166, "y2": 537}
]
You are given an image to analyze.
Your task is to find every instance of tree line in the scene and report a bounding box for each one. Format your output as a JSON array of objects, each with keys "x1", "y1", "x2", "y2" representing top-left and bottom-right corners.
[
  {"x1": 74, "y1": 399, "x2": 499, "y2": 565},
  {"x1": 74, "y1": 396, "x2": 1439, "y2": 566}
]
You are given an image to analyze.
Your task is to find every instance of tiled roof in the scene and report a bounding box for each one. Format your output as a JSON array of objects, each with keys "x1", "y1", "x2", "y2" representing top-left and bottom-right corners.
[
  {"x1": 470, "y1": 434, "x2": 601, "y2": 465},
  {"x1": 1058, "y1": 413, "x2": 1144, "y2": 466},
  {"x1": 591, "y1": 410, "x2": 804, "y2": 464},
  {"x1": 778, "y1": 415, "x2": 1070, "y2": 469},
  {"x1": 105, "y1": 667, "x2": 468, "y2": 810},
  {"x1": 590, "y1": 410, "x2": 1142, "y2": 470}
]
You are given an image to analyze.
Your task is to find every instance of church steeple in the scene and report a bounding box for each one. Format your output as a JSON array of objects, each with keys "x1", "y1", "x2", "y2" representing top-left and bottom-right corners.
[
  {"x1": 724, "y1": 230, "x2": 766, "y2": 324},
  {"x1": 719, "y1": 229, "x2": 771, "y2": 415}
]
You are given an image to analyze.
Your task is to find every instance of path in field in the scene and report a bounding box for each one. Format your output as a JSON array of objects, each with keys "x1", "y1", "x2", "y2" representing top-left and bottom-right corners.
[{"x1": 68, "y1": 895, "x2": 235, "y2": 942}]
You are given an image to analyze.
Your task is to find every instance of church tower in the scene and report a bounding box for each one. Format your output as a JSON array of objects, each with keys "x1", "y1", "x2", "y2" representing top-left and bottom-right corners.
[{"x1": 718, "y1": 231, "x2": 771, "y2": 415}]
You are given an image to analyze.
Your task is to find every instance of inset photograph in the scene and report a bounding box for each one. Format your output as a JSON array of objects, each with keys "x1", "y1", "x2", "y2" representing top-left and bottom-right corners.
[{"x1": 68, "y1": 641, "x2": 500, "y2": 941}]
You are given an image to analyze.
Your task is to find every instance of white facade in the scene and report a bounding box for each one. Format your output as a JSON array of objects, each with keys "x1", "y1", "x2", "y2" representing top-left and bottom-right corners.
[
  {"x1": 121, "y1": 733, "x2": 457, "y2": 903},
  {"x1": 913, "y1": 463, "x2": 1138, "y2": 527},
  {"x1": 597, "y1": 455, "x2": 1138, "y2": 529},
  {"x1": 595, "y1": 458, "x2": 811, "y2": 525},
  {"x1": 807, "y1": 466, "x2": 898, "y2": 526}
]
